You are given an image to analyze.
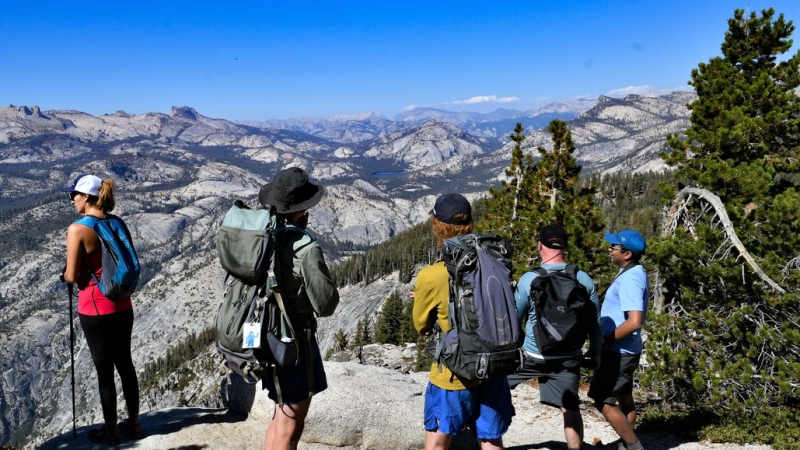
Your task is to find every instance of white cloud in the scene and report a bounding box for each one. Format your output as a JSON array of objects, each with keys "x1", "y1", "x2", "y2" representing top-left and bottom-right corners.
[
  {"x1": 452, "y1": 95, "x2": 520, "y2": 105},
  {"x1": 605, "y1": 85, "x2": 675, "y2": 98}
]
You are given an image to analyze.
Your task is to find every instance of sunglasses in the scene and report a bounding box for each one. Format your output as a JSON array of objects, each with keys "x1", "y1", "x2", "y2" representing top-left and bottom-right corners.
[
  {"x1": 608, "y1": 245, "x2": 627, "y2": 252},
  {"x1": 68, "y1": 192, "x2": 80, "y2": 200}
]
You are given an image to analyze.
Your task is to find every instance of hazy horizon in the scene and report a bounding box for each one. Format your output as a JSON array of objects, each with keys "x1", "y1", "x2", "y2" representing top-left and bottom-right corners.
[{"x1": 3, "y1": 1, "x2": 799, "y2": 121}]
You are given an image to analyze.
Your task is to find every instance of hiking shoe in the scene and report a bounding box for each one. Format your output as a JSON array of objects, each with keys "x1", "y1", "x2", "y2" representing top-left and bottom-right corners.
[
  {"x1": 612, "y1": 440, "x2": 644, "y2": 450},
  {"x1": 118, "y1": 419, "x2": 142, "y2": 439},
  {"x1": 88, "y1": 424, "x2": 119, "y2": 445},
  {"x1": 624, "y1": 440, "x2": 644, "y2": 450}
]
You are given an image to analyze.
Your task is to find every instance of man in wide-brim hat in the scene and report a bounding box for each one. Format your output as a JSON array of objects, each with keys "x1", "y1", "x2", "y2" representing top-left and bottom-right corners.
[
  {"x1": 259, "y1": 166, "x2": 324, "y2": 215},
  {"x1": 257, "y1": 167, "x2": 339, "y2": 450}
]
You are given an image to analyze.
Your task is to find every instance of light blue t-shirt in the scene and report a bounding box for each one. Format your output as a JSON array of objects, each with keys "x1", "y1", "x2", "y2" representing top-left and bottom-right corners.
[
  {"x1": 601, "y1": 264, "x2": 649, "y2": 354},
  {"x1": 515, "y1": 263, "x2": 603, "y2": 360}
]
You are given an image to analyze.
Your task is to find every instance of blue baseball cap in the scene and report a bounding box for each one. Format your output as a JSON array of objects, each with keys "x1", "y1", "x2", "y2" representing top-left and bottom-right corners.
[
  {"x1": 604, "y1": 229, "x2": 646, "y2": 255},
  {"x1": 430, "y1": 193, "x2": 472, "y2": 225}
]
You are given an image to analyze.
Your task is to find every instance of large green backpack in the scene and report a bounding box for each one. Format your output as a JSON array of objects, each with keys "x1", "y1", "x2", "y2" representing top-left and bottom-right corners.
[
  {"x1": 216, "y1": 200, "x2": 276, "y2": 284},
  {"x1": 215, "y1": 200, "x2": 298, "y2": 385}
]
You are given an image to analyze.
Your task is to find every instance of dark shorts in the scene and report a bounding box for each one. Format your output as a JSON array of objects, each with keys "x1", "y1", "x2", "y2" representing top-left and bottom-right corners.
[
  {"x1": 588, "y1": 351, "x2": 640, "y2": 405},
  {"x1": 507, "y1": 354, "x2": 582, "y2": 411},
  {"x1": 263, "y1": 336, "x2": 327, "y2": 405},
  {"x1": 423, "y1": 377, "x2": 515, "y2": 439}
]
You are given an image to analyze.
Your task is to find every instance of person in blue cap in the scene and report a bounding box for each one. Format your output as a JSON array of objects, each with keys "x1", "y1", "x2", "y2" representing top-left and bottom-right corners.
[{"x1": 588, "y1": 229, "x2": 649, "y2": 450}]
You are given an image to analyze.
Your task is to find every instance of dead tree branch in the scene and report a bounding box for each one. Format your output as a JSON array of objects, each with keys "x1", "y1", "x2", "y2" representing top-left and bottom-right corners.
[{"x1": 662, "y1": 187, "x2": 786, "y2": 294}]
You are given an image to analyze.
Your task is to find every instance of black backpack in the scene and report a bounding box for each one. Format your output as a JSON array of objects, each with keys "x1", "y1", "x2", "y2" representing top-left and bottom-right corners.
[
  {"x1": 435, "y1": 233, "x2": 522, "y2": 381},
  {"x1": 529, "y1": 264, "x2": 590, "y2": 355}
]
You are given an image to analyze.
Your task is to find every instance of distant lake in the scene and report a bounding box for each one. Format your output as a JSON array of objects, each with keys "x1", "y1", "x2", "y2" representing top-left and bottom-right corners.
[{"x1": 372, "y1": 171, "x2": 405, "y2": 178}]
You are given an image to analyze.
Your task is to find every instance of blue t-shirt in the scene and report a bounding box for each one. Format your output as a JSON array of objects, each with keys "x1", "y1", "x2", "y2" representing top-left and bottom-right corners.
[
  {"x1": 515, "y1": 263, "x2": 603, "y2": 360},
  {"x1": 601, "y1": 264, "x2": 649, "y2": 354}
]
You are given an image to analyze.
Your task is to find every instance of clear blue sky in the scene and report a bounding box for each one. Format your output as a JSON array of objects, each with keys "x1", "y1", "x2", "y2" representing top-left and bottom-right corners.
[{"x1": 3, "y1": 1, "x2": 800, "y2": 121}]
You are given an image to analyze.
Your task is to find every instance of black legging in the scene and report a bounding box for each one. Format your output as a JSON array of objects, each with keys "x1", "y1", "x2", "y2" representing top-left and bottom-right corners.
[{"x1": 80, "y1": 309, "x2": 139, "y2": 423}]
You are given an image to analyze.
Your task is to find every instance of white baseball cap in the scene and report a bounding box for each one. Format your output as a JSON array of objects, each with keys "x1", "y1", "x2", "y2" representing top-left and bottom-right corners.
[{"x1": 61, "y1": 174, "x2": 102, "y2": 196}]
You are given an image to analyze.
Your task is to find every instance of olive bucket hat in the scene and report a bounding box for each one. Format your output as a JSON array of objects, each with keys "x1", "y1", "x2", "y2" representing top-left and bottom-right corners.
[{"x1": 258, "y1": 167, "x2": 324, "y2": 213}]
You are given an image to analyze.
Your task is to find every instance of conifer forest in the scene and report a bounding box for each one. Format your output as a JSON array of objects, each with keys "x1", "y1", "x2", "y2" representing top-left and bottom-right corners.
[{"x1": 331, "y1": 8, "x2": 800, "y2": 448}]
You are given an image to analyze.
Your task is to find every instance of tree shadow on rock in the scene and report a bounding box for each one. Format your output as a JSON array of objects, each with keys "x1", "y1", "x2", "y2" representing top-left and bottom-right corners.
[
  {"x1": 507, "y1": 440, "x2": 608, "y2": 450},
  {"x1": 36, "y1": 407, "x2": 246, "y2": 450},
  {"x1": 507, "y1": 431, "x2": 710, "y2": 450},
  {"x1": 37, "y1": 376, "x2": 257, "y2": 450},
  {"x1": 634, "y1": 430, "x2": 708, "y2": 450},
  {"x1": 139, "y1": 406, "x2": 249, "y2": 438}
]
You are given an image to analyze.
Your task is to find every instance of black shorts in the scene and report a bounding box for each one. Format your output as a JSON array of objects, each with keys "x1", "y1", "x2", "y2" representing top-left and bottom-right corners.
[
  {"x1": 263, "y1": 336, "x2": 328, "y2": 405},
  {"x1": 507, "y1": 354, "x2": 582, "y2": 411},
  {"x1": 588, "y1": 351, "x2": 640, "y2": 405}
]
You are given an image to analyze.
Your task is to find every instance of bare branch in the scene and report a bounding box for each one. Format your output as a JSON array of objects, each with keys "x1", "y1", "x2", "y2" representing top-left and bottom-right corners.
[
  {"x1": 663, "y1": 187, "x2": 786, "y2": 294},
  {"x1": 783, "y1": 254, "x2": 800, "y2": 275}
]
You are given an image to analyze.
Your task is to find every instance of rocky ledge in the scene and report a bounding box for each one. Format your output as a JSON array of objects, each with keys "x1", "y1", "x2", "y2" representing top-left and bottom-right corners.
[{"x1": 35, "y1": 361, "x2": 771, "y2": 450}]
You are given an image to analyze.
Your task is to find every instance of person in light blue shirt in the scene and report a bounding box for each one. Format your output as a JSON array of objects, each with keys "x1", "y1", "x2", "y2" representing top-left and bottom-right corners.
[
  {"x1": 588, "y1": 229, "x2": 650, "y2": 450},
  {"x1": 507, "y1": 224, "x2": 602, "y2": 450}
]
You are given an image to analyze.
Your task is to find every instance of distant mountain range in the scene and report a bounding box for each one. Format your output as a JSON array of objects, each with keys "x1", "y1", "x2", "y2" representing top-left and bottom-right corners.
[
  {"x1": 0, "y1": 91, "x2": 694, "y2": 448},
  {"x1": 240, "y1": 97, "x2": 598, "y2": 145}
]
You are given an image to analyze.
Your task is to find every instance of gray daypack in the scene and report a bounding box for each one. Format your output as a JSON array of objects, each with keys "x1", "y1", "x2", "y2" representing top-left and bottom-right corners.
[
  {"x1": 435, "y1": 233, "x2": 522, "y2": 381},
  {"x1": 215, "y1": 200, "x2": 298, "y2": 386}
]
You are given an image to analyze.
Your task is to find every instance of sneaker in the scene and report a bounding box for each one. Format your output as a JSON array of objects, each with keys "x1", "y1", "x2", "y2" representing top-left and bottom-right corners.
[
  {"x1": 118, "y1": 418, "x2": 142, "y2": 439},
  {"x1": 88, "y1": 424, "x2": 119, "y2": 445},
  {"x1": 625, "y1": 440, "x2": 644, "y2": 450}
]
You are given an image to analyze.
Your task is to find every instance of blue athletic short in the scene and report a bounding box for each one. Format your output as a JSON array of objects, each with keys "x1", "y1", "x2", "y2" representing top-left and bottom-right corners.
[{"x1": 423, "y1": 378, "x2": 514, "y2": 439}]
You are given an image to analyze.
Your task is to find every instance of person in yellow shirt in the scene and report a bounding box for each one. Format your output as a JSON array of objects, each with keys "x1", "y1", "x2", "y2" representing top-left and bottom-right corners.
[{"x1": 412, "y1": 193, "x2": 514, "y2": 450}]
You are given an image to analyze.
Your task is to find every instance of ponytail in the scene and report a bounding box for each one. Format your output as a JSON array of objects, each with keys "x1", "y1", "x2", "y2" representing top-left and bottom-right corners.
[{"x1": 93, "y1": 179, "x2": 116, "y2": 213}]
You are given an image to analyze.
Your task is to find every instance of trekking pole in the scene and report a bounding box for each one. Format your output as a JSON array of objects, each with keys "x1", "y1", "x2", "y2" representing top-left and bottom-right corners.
[{"x1": 67, "y1": 282, "x2": 77, "y2": 439}]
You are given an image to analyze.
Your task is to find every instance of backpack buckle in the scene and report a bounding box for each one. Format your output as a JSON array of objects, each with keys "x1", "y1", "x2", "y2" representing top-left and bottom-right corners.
[
  {"x1": 267, "y1": 270, "x2": 279, "y2": 290},
  {"x1": 476, "y1": 353, "x2": 488, "y2": 379}
]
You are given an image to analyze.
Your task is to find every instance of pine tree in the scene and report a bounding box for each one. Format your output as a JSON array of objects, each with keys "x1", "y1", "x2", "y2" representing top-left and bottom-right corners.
[
  {"x1": 350, "y1": 315, "x2": 373, "y2": 348},
  {"x1": 333, "y1": 328, "x2": 348, "y2": 351},
  {"x1": 531, "y1": 119, "x2": 606, "y2": 273},
  {"x1": 479, "y1": 123, "x2": 537, "y2": 273},
  {"x1": 644, "y1": 7, "x2": 800, "y2": 441},
  {"x1": 399, "y1": 297, "x2": 417, "y2": 345},
  {"x1": 375, "y1": 291, "x2": 405, "y2": 345},
  {"x1": 478, "y1": 120, "x2": 606, "y2": 279}
]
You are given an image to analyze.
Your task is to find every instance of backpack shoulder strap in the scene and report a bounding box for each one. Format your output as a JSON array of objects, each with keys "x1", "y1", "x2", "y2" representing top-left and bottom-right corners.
[
  {"x1": 272, "y1": 225, "x2": 313, "y2": 241},
  {"x1": 564, "y1": 263, "x2": 579, "y2": 276},
  {"x1": 530, "y1": 267, "x2": 549, "y2": 291},
  {"x1": 74, "y1": 216, "x2": 98, "y2": 228},
  {"x1": 73, "y1": 216, "x2": 103, "y2": 284},
  {"x1": 598, "y1": 262, "x2": 640, "y2": 299}
]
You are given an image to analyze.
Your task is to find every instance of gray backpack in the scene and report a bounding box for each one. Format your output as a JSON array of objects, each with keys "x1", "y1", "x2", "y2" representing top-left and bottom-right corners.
[
  {"x1": 435, "y1": 233, "x2": 522, "y2": 381},
  {"x1": 215, "y1": 200, "x2": 298, "y2": 385}
]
